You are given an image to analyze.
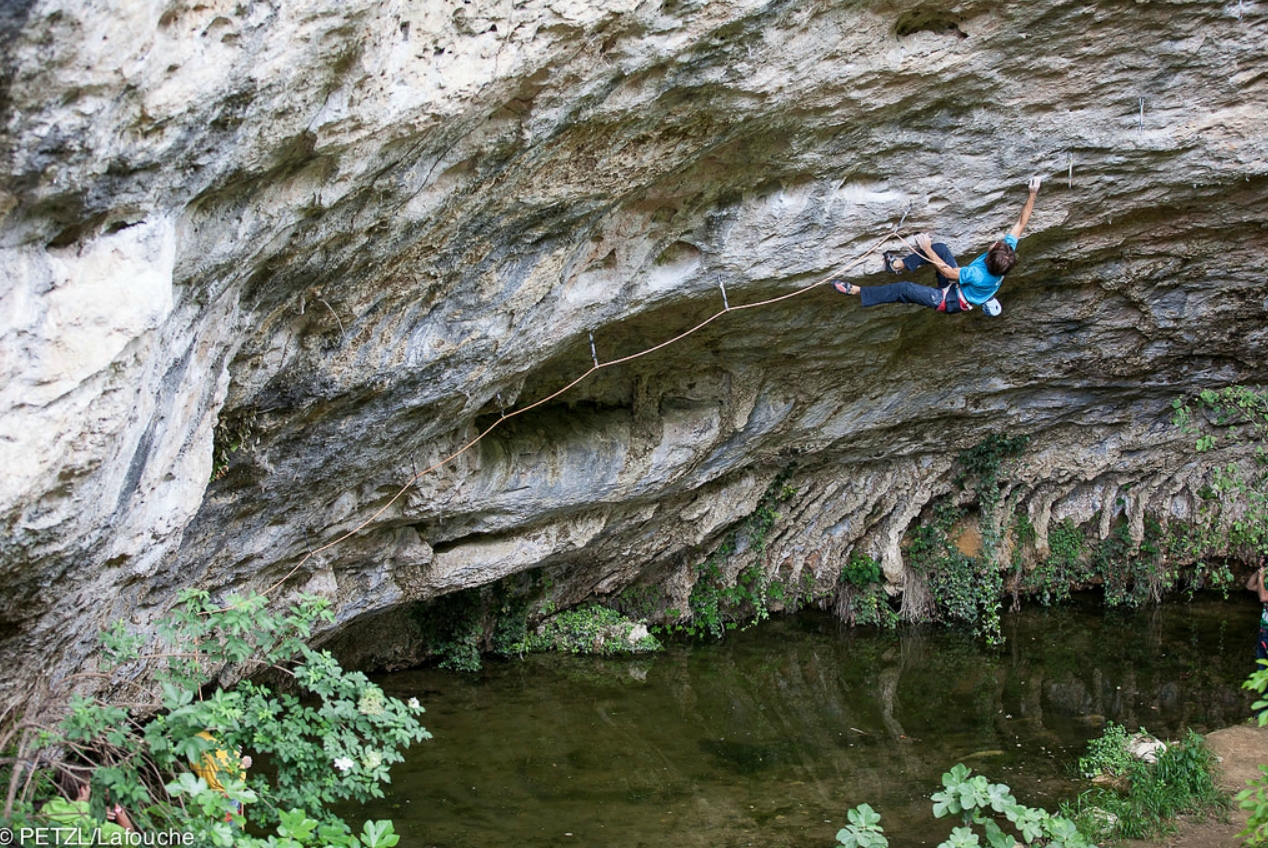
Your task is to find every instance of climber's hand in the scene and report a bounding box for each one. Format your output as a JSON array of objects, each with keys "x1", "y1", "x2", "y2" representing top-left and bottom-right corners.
[{"x1": 1028, "y1": 175, "x2": 1043, "y2": 194}]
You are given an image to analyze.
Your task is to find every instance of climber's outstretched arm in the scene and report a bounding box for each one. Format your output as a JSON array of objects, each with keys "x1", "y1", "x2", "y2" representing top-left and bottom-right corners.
[{"x1": 1007, "y1": 176, "x2": 1042, "y2": 240}]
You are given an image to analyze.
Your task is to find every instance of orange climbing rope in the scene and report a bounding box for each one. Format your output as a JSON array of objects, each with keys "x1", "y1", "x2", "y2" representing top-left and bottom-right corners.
[{"x1": 262, "y1": 225, "x2": 901, "y2": 596}]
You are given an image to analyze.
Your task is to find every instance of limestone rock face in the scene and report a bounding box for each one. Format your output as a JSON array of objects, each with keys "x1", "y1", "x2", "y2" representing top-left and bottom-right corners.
[{"x1": 2, "y1": 0, "x2": 1267, "y2": 700}]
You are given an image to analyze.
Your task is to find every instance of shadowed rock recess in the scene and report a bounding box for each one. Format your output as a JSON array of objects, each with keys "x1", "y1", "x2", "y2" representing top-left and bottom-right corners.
[{"x1": 2, "y1": 0, "x2": 1267, "y2": 703}]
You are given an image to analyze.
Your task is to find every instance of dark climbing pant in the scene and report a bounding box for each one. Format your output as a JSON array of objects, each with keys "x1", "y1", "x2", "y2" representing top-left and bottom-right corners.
[
  {"x1": 859, "y1": 281, "x2": 967, "y2": 313},
  {"x1": 898, "y1": 241, "x2": 960, "y2": 287},
  {"x1": 859, "y1": 242, "x2": 967, "y2": 312}
]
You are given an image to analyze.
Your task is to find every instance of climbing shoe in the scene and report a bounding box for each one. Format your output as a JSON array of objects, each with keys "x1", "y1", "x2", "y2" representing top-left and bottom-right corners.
[
  {"x1": 882, "y1": 251, "x2": 903, "y2": 275},
  {"x1": 831, "y1": 279, "x2": 860, "y2": 296}
]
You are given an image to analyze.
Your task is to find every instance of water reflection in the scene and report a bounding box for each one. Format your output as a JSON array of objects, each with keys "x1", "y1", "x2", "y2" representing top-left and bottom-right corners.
[{"x1": 353, "y1": 596, "x2": 1258, "y2": 848}]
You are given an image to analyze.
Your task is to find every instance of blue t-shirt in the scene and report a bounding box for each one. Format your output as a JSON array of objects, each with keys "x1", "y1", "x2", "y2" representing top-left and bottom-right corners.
[{"x1": 957, "y1": 233, "x2": 1018, "y2": 305}]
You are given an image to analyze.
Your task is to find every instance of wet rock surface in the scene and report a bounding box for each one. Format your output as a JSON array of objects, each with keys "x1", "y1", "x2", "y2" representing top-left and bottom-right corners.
[{"x1": 2, "y1": 0, "x2": 1267, "y2": 701}]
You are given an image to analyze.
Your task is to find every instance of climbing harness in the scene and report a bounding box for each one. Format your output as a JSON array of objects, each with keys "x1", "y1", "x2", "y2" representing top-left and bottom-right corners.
[
  {"x1": 935, "y1": 283, "x2": 971, "y2": 313},
  {"x1": 261, "y1": 225, "x2": 903, "y2": 597}
]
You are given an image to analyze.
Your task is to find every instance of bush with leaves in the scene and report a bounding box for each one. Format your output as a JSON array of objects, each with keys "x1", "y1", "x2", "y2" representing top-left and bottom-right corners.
[
  {"x1": 1240, "y1": 661, "x2": 1268, "y2": 845},
  {"x1": 517, "y1": 604, "x2": 660, "y2": 655},
  {"x1": 1065, "y1": 728, "x2": 1226, "y2": 842},
  {"x1": 906, "y1": 501, "x2": 1005, "y2": 644},
  {"x1": 838, "y1": 554, "x2": 898, "y2": 629},
  {"x1": 678, "y1": 469, "x2": 798, "y2": 639},
  {"x1": 834, "y1": 803, "x2": 888, "y2": 848},
  {"x1": 1172, "y1": 386, "x2": 1268, "y2": 574},
  {"x1": 1076, "y1": 721, "x2": 1134, "y2": 779},
  {"x1": 1, "y1": 589, "x2": 430, "y2": 847},
  {"x1": 838, "y1": 764, "x2": 1090, "y2": 848}
]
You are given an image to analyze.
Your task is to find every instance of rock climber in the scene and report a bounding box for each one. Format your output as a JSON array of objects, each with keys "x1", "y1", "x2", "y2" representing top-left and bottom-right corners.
[
  {"x1": 832, "y1": 176, "x2": 1043, "y2": 316},
  {"x1": 191, "y1": 728, "x2": 253, "y2": 820},
  {"x1": 39, "y1": 766, "x2": 138, "y2": 840}
]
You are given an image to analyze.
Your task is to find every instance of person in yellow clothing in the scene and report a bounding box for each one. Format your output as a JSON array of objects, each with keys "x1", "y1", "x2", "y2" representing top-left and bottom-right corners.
[
  {"x1": 191, "y1": 729, "x2": 253, "y2": 818},
  {"x1": 39, "y1": 767, "x2": 136, "y2": 844}
]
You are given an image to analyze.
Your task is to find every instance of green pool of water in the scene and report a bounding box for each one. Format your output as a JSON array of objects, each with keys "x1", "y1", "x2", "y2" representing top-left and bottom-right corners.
[{"x1": 353, "y1": 595, "x2": 1259, "y2": 847}]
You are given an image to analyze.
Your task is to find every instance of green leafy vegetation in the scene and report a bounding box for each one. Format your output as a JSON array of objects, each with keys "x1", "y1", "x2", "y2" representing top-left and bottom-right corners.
[
  {"x1": 838, "y1": 553, "x2": 898, "y2": 628},
  {"x1": 412, "y1": 575, "x2": 660, "y2": 669},
  {"x1": 906, "y1": 499, "x2": 1004, "y2": 643},
  {"x1": 489, "y1": 582, "x2": 536, "y2": 657},
  {"x1": 1091, "y1": 518, "x2": 1171, "y2": 608},
  {"x1": 834, "y1": 803, "x2": 888, "y2": 848},
  {"x1": 960, "y1": 433, "x2": 1028, "y2": 550},
  {"x1": 838, "y1": 763, "x2": 1090, "y2": 848},
  {"x1": 1010, "y1": 511, "x2": 1037, "y2": 567},
  {"x1": 944, "y1": 404, "x2": 1255, "y2": 629},
  {"x1": 1064, "y1": 727, "x2": 1228, "y2": 842},
  {"x1": 516, "y1": 604, "x2": 660, "y2": 655},
  {"x1": 1018, "y1": 514, "x2": 1187, "y2": 611},
  {"x1": 1014, "y1": 506, "x2": 1213, "y2": 614},
  {"x1": 898, "y1": 436, "x2": 1031, "y2": 644},
  {"x1": 678, "y1": 468, "x2": 800, "y2": 639},
  {"x1": 841, "y1": 552, "x2": 882, "y2": 588},
  {"x1": 1023, "y1": 518, "x2": 1084, "y2": 607},
  {"x1": 958, "y1": 435, "x2": 1030, "y2": 644},
  {"x1": 1, "y1": 590, "x2": 428, "y2": 847},
  {"x1": 1076, "y1": 721, "x2": 1134, "y2": 779},
  {"x1": 414, "y1": 587, "x2": 486, "y2": 671},
  {"x1": 1169, "y1": 385, "x2": 1268, "y2": 846},
  {"x1": 1240, "y1": 661, "x2": 1268, "y2": 845},
  {"x1": 1173, "y1": 385, "x2": 1268, "y2": 568}
]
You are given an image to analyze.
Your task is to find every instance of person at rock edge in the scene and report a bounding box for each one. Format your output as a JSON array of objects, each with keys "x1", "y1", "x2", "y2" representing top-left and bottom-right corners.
[
  {"x1": 191, "y1": 728, "x2": 253, "y2": 820},
  {"x1": 1246, "y1": 558, "x2": 1268, "y2": 672},
  {"x1": 832, "y1": 175, "x2": 1043, "y2": 315},
  {"x1": 39, "y1": 766, "x2": 137, "y2": 843}
]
